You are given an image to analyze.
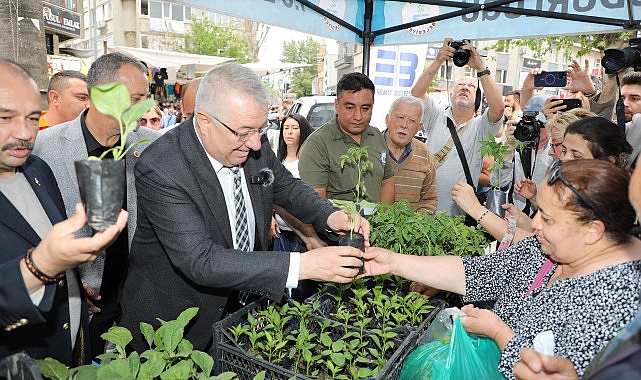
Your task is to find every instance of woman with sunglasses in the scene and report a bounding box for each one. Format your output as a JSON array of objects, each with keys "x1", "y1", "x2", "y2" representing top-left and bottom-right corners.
[
  {"x1": 138, "y1": 105, "x2": 162, "y2": 131},
  {"x1": 454, "y1": 116, "x2": 633, "y2": 243},
  {"x1": 365, "y1": 159, "x2": 641, "y2": 379}
]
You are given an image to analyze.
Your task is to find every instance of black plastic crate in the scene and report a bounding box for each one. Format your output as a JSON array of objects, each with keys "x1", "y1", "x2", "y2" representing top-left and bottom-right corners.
[{"x1": 212, "y1": 297, "x2": 445, "y2": 380}]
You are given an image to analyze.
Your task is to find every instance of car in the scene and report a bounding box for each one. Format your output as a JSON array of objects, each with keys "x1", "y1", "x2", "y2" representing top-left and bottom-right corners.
[{"x1": 287, "y1": 95, "x2": 336, "y2": 130}]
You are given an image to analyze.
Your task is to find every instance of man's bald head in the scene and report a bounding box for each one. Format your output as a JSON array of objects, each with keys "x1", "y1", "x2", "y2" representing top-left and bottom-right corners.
[{"x1": 180, "y1": 77, "x2": 201, "y2": 120}]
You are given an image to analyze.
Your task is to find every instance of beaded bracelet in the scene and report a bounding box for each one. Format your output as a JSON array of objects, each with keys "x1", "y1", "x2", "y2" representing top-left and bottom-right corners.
[
  {"x1": 477, "y1": 209, "x2": 490, "y2": 224},
  {"x1": 24, "y1": 248, "x2": 65, "y2": 284}
]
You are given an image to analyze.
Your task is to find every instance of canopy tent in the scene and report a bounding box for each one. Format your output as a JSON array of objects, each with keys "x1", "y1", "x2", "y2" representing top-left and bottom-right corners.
[
  {"x1": 186, "y1": 0, "x2": 640, "y2": 73},
  {"x1": 242, "y1": 61, "x2": 312, "y2": 76},
  {"x1": 106, "y1": 46, "x2": 234, "y2": 73}
]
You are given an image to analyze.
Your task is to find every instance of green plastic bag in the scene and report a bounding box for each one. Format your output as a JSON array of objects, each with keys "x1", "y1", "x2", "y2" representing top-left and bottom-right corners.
[{"x1": 400, "y1": 313, "x2": 506, "y2": 380}]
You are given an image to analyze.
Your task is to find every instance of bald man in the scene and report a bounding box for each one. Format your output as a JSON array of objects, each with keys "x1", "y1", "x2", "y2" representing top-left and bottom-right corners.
[{"x1": 160, "y1": 77, "x2": 201, "y2": 134}]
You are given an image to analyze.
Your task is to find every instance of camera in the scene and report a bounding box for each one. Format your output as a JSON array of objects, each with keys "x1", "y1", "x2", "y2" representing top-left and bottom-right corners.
[
  {"x1": 449, "y1": 39, "x2": 471, "y2": 67},
  {"x1": 514, "y1": 111, "x2": 544, "y2": 144},
  {"x1": 601, "y1": 38, "x2": 641, "y2": 74}
]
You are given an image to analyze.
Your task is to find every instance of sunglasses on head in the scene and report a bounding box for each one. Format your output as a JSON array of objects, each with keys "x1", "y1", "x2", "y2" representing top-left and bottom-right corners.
[
  {"x1": 547, "y1": 159, "x2": 597, "y2": 210},
  {"x1": 138, "y1": 117, "x2": 161, "y2": 126}
]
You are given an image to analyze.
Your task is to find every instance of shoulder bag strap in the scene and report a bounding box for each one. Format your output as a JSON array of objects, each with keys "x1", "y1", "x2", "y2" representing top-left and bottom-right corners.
[
  {"x1": 434, "y1": 118, "x2": 473, "y2": 169},
  {"x1": 446, "y1": 117, "x2": 475, "y2": 188}
]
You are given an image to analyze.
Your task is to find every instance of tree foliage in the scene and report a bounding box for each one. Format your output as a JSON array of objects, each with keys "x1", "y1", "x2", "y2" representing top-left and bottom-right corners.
[
  {"x1": 280, "y1": 37, "x2": 320, "y2": 97},
  {"x1": 184, "y1": 16, "x2": 251, "y2": 63},
  {"x1": 488, "y1": 32, "x2": 635, "y2": 62}
]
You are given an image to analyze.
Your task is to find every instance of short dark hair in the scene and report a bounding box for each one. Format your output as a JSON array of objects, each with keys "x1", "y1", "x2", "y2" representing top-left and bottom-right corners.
[
  {"x1": 546, "y1": 159, "x2": 635, "y2": 244},
  {"x1": 565, "y1": 117, "x2": 632, "y2": 167},
  {"x1": 48, "y1": 70, "x2": 87, "y2": 94},
  {"x1": 505, "y1": 90, "x2": 520, "y2": 102},
  {"x1": 277, "y1": 113, "x2": 313, "y2": 161},
  {"x1": 87, "y1": 52, "x2": 146, "y2": 91},
  {"x1": 336, "y1": 72, "x2": 375, "y2": 100},
  {"x1": 622, "y1": 71, "x2": 641, "y2": 87}
]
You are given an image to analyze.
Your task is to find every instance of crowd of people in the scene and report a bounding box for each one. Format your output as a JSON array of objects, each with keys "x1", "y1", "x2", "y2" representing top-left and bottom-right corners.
[{"x1": 1, "y1": 36, "x2": 641, "y2": 380}]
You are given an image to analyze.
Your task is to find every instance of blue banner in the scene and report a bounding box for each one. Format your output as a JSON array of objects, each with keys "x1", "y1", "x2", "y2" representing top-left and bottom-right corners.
[{"x1": 184, "y1": 0, "x2": 639, "y2": 45}]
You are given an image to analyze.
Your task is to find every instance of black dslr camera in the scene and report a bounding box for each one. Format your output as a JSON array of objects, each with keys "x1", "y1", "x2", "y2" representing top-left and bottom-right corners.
[
  {"x1": 602, "y1": 38, "x2": 641, "y2": 74},
  {"x1": 514, "y1": 111, "x2": 544, "y2": 144},
  {"x1": 449, "y1": 39, "x2": 471, "y2": 67}
]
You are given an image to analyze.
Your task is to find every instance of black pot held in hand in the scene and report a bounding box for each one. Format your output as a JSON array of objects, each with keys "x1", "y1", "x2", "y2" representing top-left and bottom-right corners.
[
  {"x1": 75, "y1": 159, "x2": 125, "y2": 231},
  {"x1": 485, "y1": 189, "x2": 508, "y2": 219},
  {"x1": 338, "y1": 232, "x2": 365, "y2": 274}
]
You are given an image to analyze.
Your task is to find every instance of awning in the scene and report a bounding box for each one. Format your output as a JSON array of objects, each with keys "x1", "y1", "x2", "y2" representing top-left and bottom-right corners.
[{"x1": 107, "y1": 46, "x2": 234, "y2": 72}]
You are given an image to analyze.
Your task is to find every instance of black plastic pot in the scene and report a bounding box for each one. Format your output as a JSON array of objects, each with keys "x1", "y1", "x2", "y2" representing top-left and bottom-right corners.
[
  {"x1": 338, "y1": 232, "x2": 365, "y2": 274},
  {"x1": 74, "y1": 159, "x2": 125, "y2": 231},
  {"x1": 485, "y1": 188, "x2": 508, "y2": 218}
]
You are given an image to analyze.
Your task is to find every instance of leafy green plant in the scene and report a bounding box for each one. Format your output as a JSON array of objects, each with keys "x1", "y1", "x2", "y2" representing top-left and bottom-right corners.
[
  {"x1": 332, "y1": 146, "x2": 377, "y2": 238},
  {"x1": 369, "y1": 200, "x2": 488, "y2": 257},
  {"x1": 88, "y1": 82, "x2": 155, "y2": 161},
  {"x1": 39, "y1": 307, "x2": 263, "y2": 380},
  {"x1": 479, "y1": 132, "x2": 525, "y2": 189}
]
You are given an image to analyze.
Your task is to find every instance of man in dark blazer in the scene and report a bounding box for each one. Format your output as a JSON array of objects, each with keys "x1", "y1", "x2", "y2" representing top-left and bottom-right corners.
[
  {"x1": 0, "y1": 60, "x2": 127, "y2": 365},
  {"x1": 120, "y1": 63, "x2": 367, "y2": 352}
]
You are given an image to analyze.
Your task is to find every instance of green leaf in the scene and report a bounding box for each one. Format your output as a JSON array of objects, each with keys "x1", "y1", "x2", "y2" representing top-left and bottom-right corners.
[
  {"x1": 161, "y1": 321, "x2": 184, "y2": 354},
  {"x1": 176, "y1": 307, "x2": 199, "y2": 328},
  {"x1": 211, "y1": 373, "x2": 239, "y2": 380},
  {"x1": 191, "y1": 350, "x2": 214, "y2": 375},
  {"x1": 160, "y1": 360, "x2": 192, "y2": 380},
  {"x1": 97, "y1": 358, "x2": 134, "y2": 380},
  {"x1": 38, "y1": 358, "x2": 71, "y2": 380},
  {"x1": 330, "y1": 352, "x2": 346, "y2": 367},
  {"x1": 91, "y1": 83, "x2": 130, "y2": 120},
  {"x1": 176, "y1": 338, "x2": 193, "y2": 357},
  {"x1": 139, "y1": 351, "x2": 166, "y2": 379},
  {"x1": 140, "y1": 322, "x2": 155, "y2": 348},
  {"x1": 253, "y1": 371, "x2": 267, "y2": 380},
  {"x1": 121, "y1": 99, "x2": 155, "y2": 130},
  {"x1": 75, "y1": 365, "x2": 99, "y2": 380},
  {"x1": 101, "y1": 326, "x2": 133, "y2": 351}
]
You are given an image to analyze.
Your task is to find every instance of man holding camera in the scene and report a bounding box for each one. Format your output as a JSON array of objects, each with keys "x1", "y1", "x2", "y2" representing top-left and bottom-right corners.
[{"x1": 411, "y1": 38, "x2": 503, "y2": 217}]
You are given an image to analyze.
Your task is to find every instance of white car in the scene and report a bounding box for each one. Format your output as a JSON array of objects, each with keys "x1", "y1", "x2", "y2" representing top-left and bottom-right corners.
[{"x1": 287, "y1": 96, "x2": 336, "y2": 130}]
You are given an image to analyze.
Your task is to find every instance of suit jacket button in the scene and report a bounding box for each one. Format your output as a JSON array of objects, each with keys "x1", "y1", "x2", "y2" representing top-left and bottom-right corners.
[
  {"x1": 19, "y1": 318, "x2": 28, "y2": 325},
  {"x1": 62, "y1": 322, "x2": 69, "y2": 330},
  {"x1": 218, "y1": 306, "x2": 225, "y2": 312},
  {"x1": 58, "y1": 280, "x2": 65, "y2": 288}
]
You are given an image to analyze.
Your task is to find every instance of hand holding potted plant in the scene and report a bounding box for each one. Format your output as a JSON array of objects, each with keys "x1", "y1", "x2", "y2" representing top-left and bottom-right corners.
[
  {"x1": 332, "y1": 146, "x2": 377, "y2": 254},
  {"x1": 478, "y1": 132, "x2": 524, "y2": 218},
  {"x1": 74, "y1": 83, "x2": 155, "y2": 231}
]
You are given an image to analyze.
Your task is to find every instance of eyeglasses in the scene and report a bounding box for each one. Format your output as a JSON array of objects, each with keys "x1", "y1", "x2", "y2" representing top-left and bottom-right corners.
[
  {"x1": 546, "y1": 159, "x2": 597, "y2": 210},
  {"x1": 550, "y1": 141, "x2": 563, "y2": 154},
  {"x1": 208, "y1": 114, "x2": 269, "y2": 142},
  {"x1": 138, "y1": 117, "x2": 161, "y2": 127}
]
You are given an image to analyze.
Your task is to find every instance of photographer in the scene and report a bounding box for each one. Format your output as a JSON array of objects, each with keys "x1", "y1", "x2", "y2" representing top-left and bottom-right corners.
[
  {"x1": 411, "y1": 38, "x2": 503, "y2": 217},
  {"x1": 489, "y1": 95, "x2": 554, "y2": 215}
]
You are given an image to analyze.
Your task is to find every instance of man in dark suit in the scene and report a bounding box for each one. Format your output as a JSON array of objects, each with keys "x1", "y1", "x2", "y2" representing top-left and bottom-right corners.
[
  {"x1": 0, "y1": 60, "x2": 127, "y2": 365},
  {"x1": 120, "y1": 63, "x2": 367, "y2": 352}
]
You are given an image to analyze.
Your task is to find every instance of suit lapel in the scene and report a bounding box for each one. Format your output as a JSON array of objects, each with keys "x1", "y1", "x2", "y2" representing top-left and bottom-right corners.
[
  {"x1": 0, "y1": 158, "x2": 65, "y2": 246},
  {"x1": 181, "y1": 125, "x2": 234, "y2": 248},
  {"x1": 61, "y1": 122, "x2": 87, "y2": 197}
]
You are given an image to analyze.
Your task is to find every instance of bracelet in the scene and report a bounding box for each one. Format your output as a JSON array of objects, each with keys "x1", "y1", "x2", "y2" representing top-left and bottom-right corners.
[
  {"x1": 477, "y1": 209, "x2": 490, "y2": 224},
  {"x1": 583, "y1": 89, "x2": 598, "y2": 98},
  {"x1": 24, "y1": 248, "x2": 65, "y2": 284},
  {"x1": 477, "y1": 68, "x2": 491, "y2": 78}
]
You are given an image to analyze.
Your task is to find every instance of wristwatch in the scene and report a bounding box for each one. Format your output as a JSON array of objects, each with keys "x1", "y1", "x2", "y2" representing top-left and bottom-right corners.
[{"x1": 477, "y1": 68, "x2": 491, "y2": 78}]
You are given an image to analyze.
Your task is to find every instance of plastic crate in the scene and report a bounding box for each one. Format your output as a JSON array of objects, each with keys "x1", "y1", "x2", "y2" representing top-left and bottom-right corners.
[{"x1": 212, "y1": 297, "x2": 445, "y2": 380}]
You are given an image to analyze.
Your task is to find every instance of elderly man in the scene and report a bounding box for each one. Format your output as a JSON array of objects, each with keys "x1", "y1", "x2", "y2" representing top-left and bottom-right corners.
[
  {"x1": 411, "y1": 38, "x2": 503, "y2": 217},
  {"x1": 299, "y1": 72, "x2": 395, "y2": 207},
  {"x1": 39, "y1": 70, "x2": 89, "y2": 130},
  {"x1": 384, "y1": 96, "x2": 437, "y2": 214},
  {"x1": 33, "y1": 52, "x2": 159, "y2": 358},
  {"x1": 0, "y1": 59, "x2": 127, "y2": 365},
  {"x1": 119, "y1": 63, "x2": 367, "y2": 352}
]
